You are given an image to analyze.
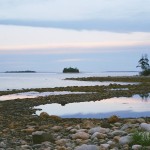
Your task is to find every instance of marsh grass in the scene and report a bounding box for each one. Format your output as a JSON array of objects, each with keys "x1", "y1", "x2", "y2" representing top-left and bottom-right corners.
[{"x1": 131, "y1": 131, "x2": 150, "y2": 146}]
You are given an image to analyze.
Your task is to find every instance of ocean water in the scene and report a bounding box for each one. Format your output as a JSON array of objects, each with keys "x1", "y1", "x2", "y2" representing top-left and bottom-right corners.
[
  {"x1": 0, "y1": 72, "x2": 137, "y2": 91},
  {"x1": 1, "y1": 71, "x2": 150, "y2": 119}
]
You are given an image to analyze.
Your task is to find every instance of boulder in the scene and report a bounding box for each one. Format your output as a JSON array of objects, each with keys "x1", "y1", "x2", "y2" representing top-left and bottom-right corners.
[
  {"x1": 89, "y1": 127, "x2": 109, "y2": 134},
  {"x1": 111, "y1": 130, "x2": 127, "y2": 136},
  {"x1": 51, "y1": 126, "x2": 63, "y2": 132},
  {"x1": 140, "y1": 123, "x2": 150, "y2": 132},
  {"x1": 32, "y1": 131, "x2": 53, "y2": 144},
  {"x1": 119, "y1": 136, "x2": 132, "y2": 145},
  {"x1": 91, "y1": 132, "x2": 107, "y2": 139},
  {"x1": 72, "y1": 132, "x2": 90, "y2": 140}
]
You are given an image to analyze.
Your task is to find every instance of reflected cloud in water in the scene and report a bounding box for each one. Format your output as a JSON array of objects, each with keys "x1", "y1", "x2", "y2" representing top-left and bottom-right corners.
[{"x1": 35, "y1": 94, "x2": 150, "y2": 119}]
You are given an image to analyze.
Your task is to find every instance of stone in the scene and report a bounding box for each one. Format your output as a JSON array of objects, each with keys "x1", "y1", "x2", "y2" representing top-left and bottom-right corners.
[
  {"x1": 132, "y1": 145, "x2": 142, "y2": 150},
  {"x1": 70, "y1": 129, "x2": 77, "y2": 133},
  {"x1": 76, "y1": 129, "x2": 87, "y2": 133},
  {"x1": 0, "y1": 142, "x2": 6, "y2": 148},
  {"x1": 140, "y1": 123, "x2": 150, "y2": 131},
  {"x1": 72, "y1": 132, "x2": 90, "y2": 140},
  {"x1": 114, "y1": 122, "x2": 122, "y2": 127},
  {"x1": 119, "y1": 136, "x2": 132, "y2": 145},
  {"x1": 83, "y1": 120, "x2": 95, "y2": 129},
  {"x1": 20, "y1": 145, "x2": 33, "y2": 149},
  {"x1": 89, "y1": 127, "x2": 109, "y2": 134},
  {"x1": 32, "y1": 131, "x2": 53, "y2": 144},
  {"x1": 121, "y1": 123, "x2": 139, "y2": 130},
  {"x1": 100, "y1": 144, "x2": 110, "y2": 149},
  {"x1": 136, "y1": 118, "x2": 145, "y2": 123},
  {"x1": 55, "y1": 139, "x2": 69, "y2": 146},
  {"x1": 107, "y1": 140, "x2": 116, "y2": 148},
  {"x1": 22, "y1": 127, "x2": 35, "y2": 134},
  {"x1": 111, "y1": 130, "x2": 127, "y2": 136},
  {"x1": 122, "y1": 144, "x2": 129, "y2": 150},
  {"x1": 91, "y1": 132, "x2": 107, "y2": 139},
  {"x1": 51, "y1": 126, "x2": 63, "y2": 132},
  {"x1": 75, "y1": 144, "x2": 99, "y2": 150}
]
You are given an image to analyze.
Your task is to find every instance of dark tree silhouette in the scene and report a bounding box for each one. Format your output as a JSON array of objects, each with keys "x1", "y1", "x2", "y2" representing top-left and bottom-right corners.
[
  {"x1": 137, "y1": 54, "x2": 150, "y2": 76},
  {"x1": 137, "y1": 54, "x2": 149, "y2": 70}
]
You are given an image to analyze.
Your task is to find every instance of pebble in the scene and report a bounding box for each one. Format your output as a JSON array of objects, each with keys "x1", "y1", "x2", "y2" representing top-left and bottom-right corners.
[{"x1": 75, "y1": 144, "x2": 99, "y2": 150}]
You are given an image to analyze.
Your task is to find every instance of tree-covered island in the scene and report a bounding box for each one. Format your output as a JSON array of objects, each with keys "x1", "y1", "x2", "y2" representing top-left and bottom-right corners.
[{"x1": 63, "y1": 67, "x2": 79, "y2": 73}]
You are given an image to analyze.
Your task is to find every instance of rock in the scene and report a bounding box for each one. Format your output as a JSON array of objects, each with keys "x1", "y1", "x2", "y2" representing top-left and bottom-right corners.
[
  {"x1": 132, "y1": 145, "x2": 142, "y2": 150},
  {"x1": 122, "y1": 144, "x2": 129, "y2": 150},
  {"x1": 91, "y1": 132, "x2": 107, "y2": 139},
  {"x1": 113, "y1": 136, "x2": 121, "y2": 143},
  {"x1": 55, "y1": 139, "x2": 69, "y2": 146},
  {"x1": 136, "y1": 118, "x2": 145, "y2": 123},
  {"x1": 32, "y1": 144, "x2": 42, "y2": 149},
  {"x1": 70, "y1": 129, "x2": 77, "y2": 133},
  {"x1": 114, "y1": 122, "x2": 122, "y2": 127},
  {"x1": 107, "y1": 140, "x2": 116, "y2": 148},
  {"x1": 76, "y1": 129, "x2": 87, "y2": 133},
  {"x1": 0, "y1": 142, "x2": 6, "y2": 148},
  {"x1": 72, "y1": 132, "x2": 90, "y2": 140},
  {"x1": 119, "y1": 136, "x2": 132, "y2": 145},
  {"x1": 75, "y1": 144, "x2": 99, "y2": 150},
  {"x1": 111, "y1": 130, "x2": 127, "y2": 136},
  {"x1": 20, "y1": 145, "x2": 33, "y2": 149},
  {"x1": 40, "y1": 112, "x2": 50, "y2": 118},
  {"x1": 55, "y1": 146, "x2": 68, "y2": 150},
  {"x1": 51, "y1": 126, "x2": 63, "y2": 132},
  {"x1": 22, "y1": 127, "x2": 35, "y2": 134},
  {"x1": 121, "y1": 124, "x2": 139, "y2": 131},
  {"x1": 83, "y1": 120, "x2": 95, "y2": 129},
  {"x1": 89, "y1": 127, "x2": 109, "y2": 134},
  {"x1": 140, "y1": 123, "x2": 150, "y2": 131},
  {"x1": 32, "y1": 131, "x2": 53, "y2": 144},
  {"x1": 100, "y1": 144, "x2": 110, "y2": 149}
]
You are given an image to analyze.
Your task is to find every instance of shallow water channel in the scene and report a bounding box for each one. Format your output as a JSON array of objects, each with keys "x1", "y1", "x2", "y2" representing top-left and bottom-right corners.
[{"x1": 35, "y1": 94, "x2": 150, "y2": 119}]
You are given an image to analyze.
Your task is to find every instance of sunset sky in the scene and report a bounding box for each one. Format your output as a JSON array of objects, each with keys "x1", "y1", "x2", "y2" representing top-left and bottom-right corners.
[{"x1": 0, "y1": 0, "x2": 150, "y2": 72}]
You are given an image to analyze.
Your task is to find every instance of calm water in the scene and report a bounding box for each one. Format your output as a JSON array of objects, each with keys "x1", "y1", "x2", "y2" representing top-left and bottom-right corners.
[
  {"x1": 2, "y1": 71, "x2": 147, "y2": 119},
  {"x1": 0, "y1": 91, "x2": 91, "y2": 101},
  {"x1": 0, "y1": 72, "x2": 137, "y2": 91},
  {"x1": 35, "y1": 94, "x2": 150, "y2": 118}
]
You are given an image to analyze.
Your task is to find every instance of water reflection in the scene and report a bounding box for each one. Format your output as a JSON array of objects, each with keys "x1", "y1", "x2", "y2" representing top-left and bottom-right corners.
[
  {"x1": 139, "y1": 93, "x2": 150, "y2": 101},
  {"x1": 35, "y1": 94, "x2": 150, "y2": 119},
  {"x1": 0, "y1": 91, "x2": 89, "y2": 101}
]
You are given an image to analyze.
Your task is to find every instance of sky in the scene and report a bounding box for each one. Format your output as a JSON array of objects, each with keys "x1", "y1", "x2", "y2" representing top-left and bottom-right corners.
[{"x1": 0, "y1": 0, "x2": 150, "y2": 72}]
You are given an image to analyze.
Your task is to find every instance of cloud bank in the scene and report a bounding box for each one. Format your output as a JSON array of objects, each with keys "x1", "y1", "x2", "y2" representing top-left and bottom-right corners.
[{"x1": 0, "y1": 0, "x2": 150, "y2": 32}]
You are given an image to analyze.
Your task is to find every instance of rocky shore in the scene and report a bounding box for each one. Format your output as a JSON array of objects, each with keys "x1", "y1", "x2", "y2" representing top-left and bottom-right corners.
[{"x1": 0, "y1": 76, "x2": 150, "y2": 149}]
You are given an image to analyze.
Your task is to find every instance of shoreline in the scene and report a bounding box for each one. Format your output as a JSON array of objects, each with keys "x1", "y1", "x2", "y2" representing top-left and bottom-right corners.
[{"x1": 0, "y1": 75, "x2": 150, "y2": 149}]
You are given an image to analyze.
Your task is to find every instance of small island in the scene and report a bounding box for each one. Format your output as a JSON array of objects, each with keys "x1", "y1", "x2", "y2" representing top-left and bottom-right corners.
[
  {"x1": 5, "y1": 70, "x2": 36, "y2": 73},
  {"x1": 63, "y1": 67, "x2": 79, "y2": 73}
]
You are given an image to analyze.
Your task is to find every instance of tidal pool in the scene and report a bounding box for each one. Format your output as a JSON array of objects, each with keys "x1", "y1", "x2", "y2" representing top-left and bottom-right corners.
[
  {"x1": 35, "y1": 94, "x2": 150, "y2": 118},
  {"x1": 0, "y1": 91, "x2": 89, "y2": 101}
]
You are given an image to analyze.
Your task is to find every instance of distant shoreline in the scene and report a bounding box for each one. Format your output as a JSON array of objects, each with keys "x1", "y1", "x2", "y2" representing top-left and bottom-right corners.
[
  {"x1": 0, "y1": 71, "x2": 139, "y2": 73},
  {"x1": 5, "y1": 71, "x2": 36, "y2": 73}
]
